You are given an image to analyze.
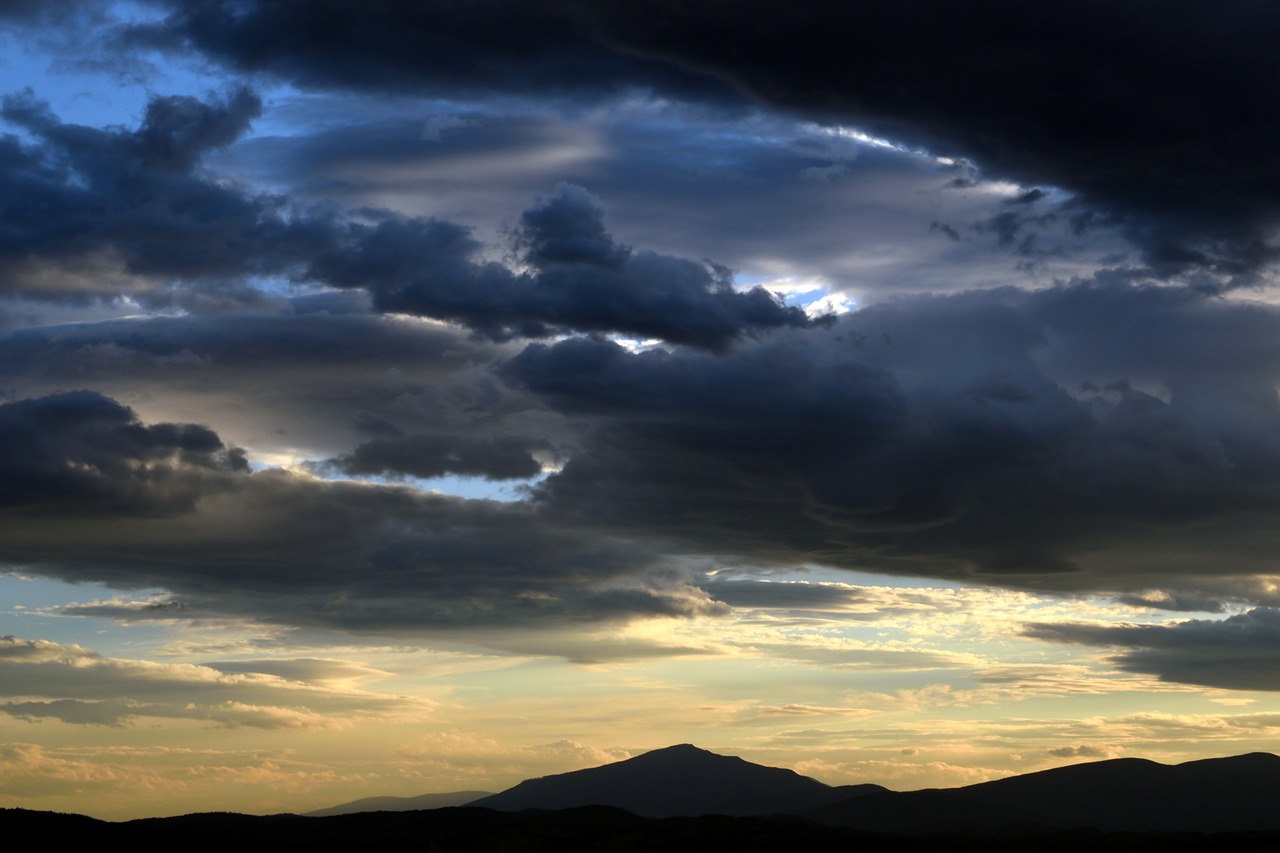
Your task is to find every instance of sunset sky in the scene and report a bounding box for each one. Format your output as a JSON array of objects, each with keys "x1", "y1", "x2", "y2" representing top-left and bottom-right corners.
[{"x1": 5, "y1": 1, "x2": 1280, "y2": 821}]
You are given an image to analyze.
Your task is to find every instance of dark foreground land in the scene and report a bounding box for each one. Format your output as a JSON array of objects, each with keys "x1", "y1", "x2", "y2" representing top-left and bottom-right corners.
[{"x1": 7, "y1": 806, "x2": 1280, "y2": 852}]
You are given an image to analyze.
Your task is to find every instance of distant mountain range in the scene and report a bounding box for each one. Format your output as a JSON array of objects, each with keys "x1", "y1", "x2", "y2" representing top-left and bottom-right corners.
[
  {"x1": 305, "y1": 790, "x2": 494, "y2": 817},
  {"x1": 470, "y1": 743, "x2": 883, "y2": 817},
  {"x1": 9, "y1": 746, "x2": 1280, "y2": 848},
  {"x1": 310, "y1": 743, "x2": 1280, "y2": 835}
]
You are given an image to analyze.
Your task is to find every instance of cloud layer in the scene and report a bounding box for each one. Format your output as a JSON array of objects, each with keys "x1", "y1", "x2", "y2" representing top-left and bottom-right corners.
[
  {"x1": 2, "y1": 2, "x2": 1279, "y2": 693},
  {"x1": 120, "y1": 0, "x2": 1280, "y2": 280}
]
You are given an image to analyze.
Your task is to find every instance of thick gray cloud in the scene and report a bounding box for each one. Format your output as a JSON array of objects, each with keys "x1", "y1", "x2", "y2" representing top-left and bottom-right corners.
[
  {"x1": 0, "y1": 87, "x2": 338, "y2": 300},
  {"x1": 312, "y1": 182, "x2": 818, "y2": 350},
  {"x1": 0, "y1": 393, "x2": 715, "y2": 634},
  {"x1": 1026, "y1": 608, "x2": 1280, "y2": 691},
  {"x1": 0, "y1": 390, "x2": 245, "y2": 515},
  {"x1": 572, "y1": 2, "x2": 1280, "y2": 278},
  {"x1": 3, "y1": 92, "x2": 807, "y2": 347},
  {"x1": 123, "y1": 1, "x2": 1280, "y2": 278},
  {"x1": 9, "y1": 271, "x2": 1280, "y2": 636},
  {"x1": 504, "y1": 282, "x2": 1280, "y2": 599},
  {"x1": 0, "y1": 308, "x2": 538, "y2": 461},
  {"x1": 130, "y1": 0, "x2": 734, "y2": 104},
  {"x1": 4, "y1": 0, "x2": 1280, "y2": 676},
  {"x1": 330, "y1": 432, "x2": 548, "y2": 481}
]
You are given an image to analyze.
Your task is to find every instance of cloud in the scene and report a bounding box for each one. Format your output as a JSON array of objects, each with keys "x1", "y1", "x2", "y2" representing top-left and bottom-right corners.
[
  {"x1": 1026, "y1": 608, "x2": 1280, "y2": 691},
  {"x1": 227, "y1": 101, "x2": 1041, "y2": 305},
  {"x1": 569, "y1": 2, "x2": 1280, "y2": 278},
  {"x1": 121, "y1": 1, "x2": 1280, "y2": 279},
  {"x1": 0, "y1": 87, "x2": 340, "y2": 301},
  {"x1": 703, "y1": 579, "x2": 869, "y2": 611},
  {"x1": 0, "y1": 309, "x2": 532, "y2": 464},
  {"x1": 2, "y1": 89, "x2": 817, "y2": 347},
  {"x1": 131, "y1": 0, "x2": 734, "y2": 104},
  {"x1": 1046, "y1": 744, "x2": 1117, "y2": 759},
  {"x1": 312, "y1": 182, "x2": 818, "y2": 350},
  {"x1": 0, "y1": 742, "x2": 154, "y2": 798},
  {"x1": 0, "y1": 392, "x2": 721, "y2": 639},
  {"x1": 1114, "y1": 590, "x2": 1226, "y2": 614},
  {"x1": 329, "y1": 433, "x2": 548, "y2": 481},
  {"x1": 503, "y1": 282, "x2": 1280, "y2": 599},
  {"x1": 3, "y1": 10, "x2": 1280, "y2": 657},
  {"x1": 0, "y1": 635, "x2": 432, "y2": 728},
  {"x1": 0, "y1": 390, "x2": 246, "y2": 515},
  {"x1": 10, "y1": 280, "x2": 1280, "y2": 641}
]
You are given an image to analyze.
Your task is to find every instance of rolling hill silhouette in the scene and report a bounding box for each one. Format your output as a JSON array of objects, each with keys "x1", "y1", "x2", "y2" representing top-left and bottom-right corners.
[
  {"x1": 9, "y1": 747, "x2": 1280, "y2": 847},
  {"x1": 810, "y1": 751, "x2": 1280, "y2": 833},
  {"x1": 471, "y1": 743, "x2": 885, "y2": 817},
  {"x1": 293, "y1": 744, "x2": 1280, "y2": 836},
  {"x1": 305, "y1": 790, "x2": 493, "y2": 817}
]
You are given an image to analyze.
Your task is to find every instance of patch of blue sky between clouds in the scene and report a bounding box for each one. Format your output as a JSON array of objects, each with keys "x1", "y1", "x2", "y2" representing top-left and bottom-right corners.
[
  {"x1": 304, "y1": 465, "x2": 546, "y2": 503},
  {"x1": 0, "y1": 572, "x2": 176, "y2": 653},
  {"x1": 0, "y1": 1, "x2": 242, "y2": 131}
]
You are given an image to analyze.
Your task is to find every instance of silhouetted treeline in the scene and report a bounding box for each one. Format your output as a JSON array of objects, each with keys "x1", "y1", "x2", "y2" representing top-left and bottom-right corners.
[{"x1": 7, "y1": 806, "x2": 1280, "y2": 851}]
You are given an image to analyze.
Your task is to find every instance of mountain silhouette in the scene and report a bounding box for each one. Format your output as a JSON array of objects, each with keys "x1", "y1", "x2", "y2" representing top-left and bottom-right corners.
[
  {"x1": 8, "y1": 748, "x2": 1280, "y2": 845},
  {"x1": 472, "y1": 743, "x2": 885, "y2": 817},
  {"x1": 963, "y1": 751, "x2": 1280, "y2": 832},
  {"x1": 305, "y1": 790, "x2": 493, "y2": 817},
  {"x1": 811, "y1": 752, "x2": 1280, "y2": 833}
]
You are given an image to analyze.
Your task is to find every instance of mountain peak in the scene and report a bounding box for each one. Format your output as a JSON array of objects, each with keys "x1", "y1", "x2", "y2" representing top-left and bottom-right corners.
[
  {"x1": 472, "y1": 743, "x2": 873, "y2": 818},
  {"x1": 626, "y1": 743, "x2": 734, "y2": 765},
  {"x1": 648, "y1": 743, "x2": 705, "y2": 754}
]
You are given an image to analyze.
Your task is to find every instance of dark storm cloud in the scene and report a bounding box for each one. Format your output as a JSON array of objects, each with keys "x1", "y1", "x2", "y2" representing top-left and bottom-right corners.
[
  {"x1": 3, "y1": 90, "x2": 813, "y2": 344},
  {"x1": 0, "y1": 392, "x2": 714, "y2": 634},
  {"x1": 0, "y1": 308, "x2": 570, "y2": 482},
  {"x1": 131, "y1": 0, "x2": 735, "y2": 104},
  {"x1": 0, "y1": 306, "x2": 488, "y2": 381},
  {"x1": 0, "y1": 87, "x2": 336, "y2": 299},
  {"x1": 139, "y1": 1, "x2": 1280, "y2": 277},
  {"x1": 311, "y1": 182, "x2": 817, "y2": 350},
  {"x1": 330, "y1": 433, "x2": 547, "y2": 481},
  {"x1": 1026, "y1": 608, "x2": 1280, "y2": 691},
  {"x1": 503, "y1": 281, "x2": 1280, "y2": 599},
  {"x1": 0, "y1": 390, "x2": 244, "y2": 515},
  {"x1": 7, "y1": 0, "x2": 1280, "y2": 650},
  {"x1": 0, "y1": 0, "x2": 101, "y2": 25},
  {"x1": 570, "y1": 1, "x2": 1280, "y2": 276}
]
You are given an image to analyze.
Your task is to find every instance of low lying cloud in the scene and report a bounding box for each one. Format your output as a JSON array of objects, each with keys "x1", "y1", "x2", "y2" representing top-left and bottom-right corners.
[
  {"x1": 1026, "y1": 608, "x2": 1280, "y2": 691},
  {"x1": 0, "y1": 635, "x2": 433, "y2": 728}
]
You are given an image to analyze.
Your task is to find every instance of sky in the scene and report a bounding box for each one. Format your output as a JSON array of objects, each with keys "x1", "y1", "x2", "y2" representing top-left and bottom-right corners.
[{"x1": 4, "y1": 0, "x2": 1280, "y2": 821}]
